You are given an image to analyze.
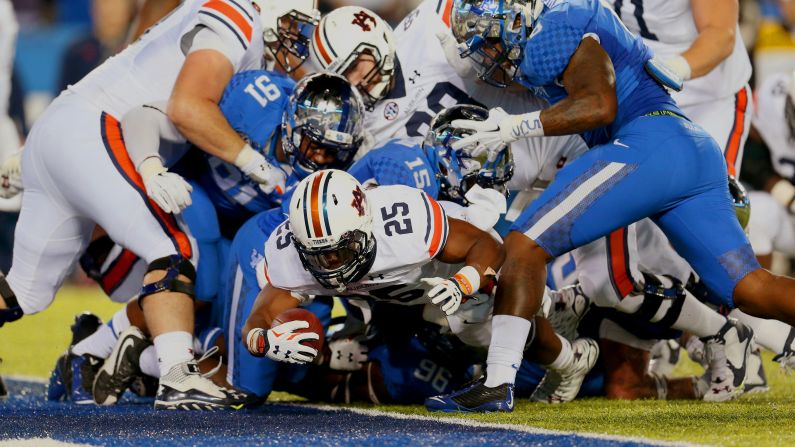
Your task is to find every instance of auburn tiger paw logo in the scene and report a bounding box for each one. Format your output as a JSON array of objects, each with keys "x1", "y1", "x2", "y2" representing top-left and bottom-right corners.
[
  {"x1": 351, "y1": 186, "x2": 365, "y2": 216},
  {"x1": 352, "y1": 10, "x2": 376, "y2": 32}
]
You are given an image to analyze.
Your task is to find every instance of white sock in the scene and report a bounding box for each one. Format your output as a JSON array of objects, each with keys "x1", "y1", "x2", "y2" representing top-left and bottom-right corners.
[
  {"x1": 110, "y1": 307, "x2": 131, "y2": 338},
  {"x1": 669, "y1": 291, "x2": 726, "y2": 338},
  {"x1": 71, "y1": 324, "x2": 117, "y2": 358},
  {"x1": 138, "y1": 345, "x2": 160, "y2": 378},
  {"x1": 484, "y1": 315, "x2": 531, "y2": 387},
  {"x1": 547, "y1": 334, "x2": 573, "y2": 370},
  {"x1": 730, "y1": 309, "x2": 793, "y2": 354},
  {"x1": 153, "y1": 331, "x2": 194, "y2": 377}
]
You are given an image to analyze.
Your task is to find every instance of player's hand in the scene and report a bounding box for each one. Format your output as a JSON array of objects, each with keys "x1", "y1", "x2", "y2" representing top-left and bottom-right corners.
[
  {"x1": 235, "y1": 145, "x2": 286, "y2": 195},
  {"x1": 246, "y1": 321, "x2": 319, "y2": 364},
  {"x1": 421, "y1": 277, "x2": 464, "y2": 316},
  {"x1": 462, "y1": 184, "x2": 507, "y2": 231},
  {"x1": 0, "y1": 151, "x2": 22, "y2": 199},
  {"x1": 144, "y1": 171, "x2": 193, "y2": 214},
  {"x1": 451, "y1": 107, "x2": 512, "y2": 161},
  {"x1": 328, "y1": 337, "x2": 368, "y2": 371},
  {"x1": 436, "y1": 31, "x2": 476, "y2": 79}
]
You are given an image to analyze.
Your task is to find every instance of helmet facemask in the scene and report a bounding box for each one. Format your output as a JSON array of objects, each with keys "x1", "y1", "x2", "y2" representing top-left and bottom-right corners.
[
  {"x1": 786, "y1": 92, "x2": 795, "y2": 143},
  {"x1": 295, "y1": 229, "x2": 376, "y2": 290},
  {"x1": 340, "y1": 46, "x2": 396, "y2": 109},
  {"x1": 263, "y1": 8, "x2": 320, "y2": 73}
]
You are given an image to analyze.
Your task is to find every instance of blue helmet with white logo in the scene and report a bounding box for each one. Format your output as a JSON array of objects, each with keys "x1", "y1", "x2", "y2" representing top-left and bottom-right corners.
[
  {"x1": 423, "y1": 104, "x2": 514, "y2": 202},
  {"x1": 450, "y1": 0, "x2": 543, "y2": 87},
  {"x1": 282, "y1": 73, "x2": 366, "y2": 179}
]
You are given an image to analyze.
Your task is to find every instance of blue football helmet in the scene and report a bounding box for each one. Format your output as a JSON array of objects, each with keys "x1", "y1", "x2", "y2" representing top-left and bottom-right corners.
[
  {"x1": 282, "y1": 73, "x2": 366, "y2": 179},
  {"x1": 450, "y1": 0, "x2": 543, "y2": 87},
  {"x1": 423, "y1": 104, "x2": 514, "y2": 202}
]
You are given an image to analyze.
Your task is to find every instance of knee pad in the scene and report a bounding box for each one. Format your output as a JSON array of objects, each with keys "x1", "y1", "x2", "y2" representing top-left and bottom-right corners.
[
  {"x1": 138, "y1": 255, "x2": 196, "y2": 308},
  {"x1": 633, "y1": 272, "x2": 686, "y2": 327},
  {"x1": 0, "y1": 273, "x2": 22, "y2": 327}
]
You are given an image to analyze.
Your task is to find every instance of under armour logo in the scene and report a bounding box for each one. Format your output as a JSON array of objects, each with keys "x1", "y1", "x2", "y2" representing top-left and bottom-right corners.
[
  {"x1": 409, "y1": 70, "x2": 421, "y2": 84},
  {"x1": 352, "y1": 10, "x2": 376, "y2": 32},
  {"x1": 351, "y1": 186, "x2": 365, "y2": 216}
]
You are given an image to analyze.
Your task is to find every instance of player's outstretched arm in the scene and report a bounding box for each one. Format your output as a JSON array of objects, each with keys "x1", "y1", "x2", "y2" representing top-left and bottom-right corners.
[
  {"x1": 669, "y1": 0, "x2": 739, "y2": 80},
  {"x1": 243, "y1": 284, "x2": 318, "y2": 363},
  {"x1": 421, "y1": 218, "x2": 505, "y2": 315}
]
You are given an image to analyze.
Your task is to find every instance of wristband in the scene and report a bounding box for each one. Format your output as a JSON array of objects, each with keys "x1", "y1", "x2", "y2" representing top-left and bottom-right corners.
[
  {"x1": 138, "y1": 156, "x2": 166, "y2": 182},
  {"x1": 246, "y1": 328, "x2": 267, "y2": 357},
  {"x1": 771, "y1": 179, "x2": 795, "y2": 212},
  {"x1": 233, "y1": 144, "x2": 257, "y2": 170},
  {"x1": 452, "y1": 265, "x2": 481, "y2": 296},
  {"x1": 500, "y1": 110, "x2": 544, "y2": 142}
]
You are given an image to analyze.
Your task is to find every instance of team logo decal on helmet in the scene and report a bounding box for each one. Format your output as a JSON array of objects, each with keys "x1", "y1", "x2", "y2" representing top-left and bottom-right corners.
[
  {"x1": 352, "y1": 10, "x2": 377, "y2": 32},
  {"x1": 289, "y1": 170, "x2": 377, "y2": 291}
]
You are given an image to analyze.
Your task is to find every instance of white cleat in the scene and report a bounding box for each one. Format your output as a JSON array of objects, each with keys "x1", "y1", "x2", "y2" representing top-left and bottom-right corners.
[
  {"x1": 531, "y1": 338, "x2": 599, "y2": 404},
  {"x1": 546, "y1": 284, "x2": 591, "y2": 341},
  {"x1": 154, "y1": 360, "x2": 251, "y2": 410},
  {"x1": 744, "y1": 343, "x2": 769, "y2": 395},
  {"x1": 702, "y1": 319, "x2": 753, "y2": 402}
]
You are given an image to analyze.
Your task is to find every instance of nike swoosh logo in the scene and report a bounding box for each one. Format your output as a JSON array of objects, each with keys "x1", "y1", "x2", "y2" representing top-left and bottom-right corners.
[
  {"x1": 115, "y1": 336, "x2": 137, "y2": 373},
  {"x1": 614, "y1": 139, "x2": 629, "y2": 148},
  {"x1": 507, "y1": 388, "x2": 514, "y2": 409},
  {"x1": 272, "y1": 331, "x2": 283, "y2": 338}
]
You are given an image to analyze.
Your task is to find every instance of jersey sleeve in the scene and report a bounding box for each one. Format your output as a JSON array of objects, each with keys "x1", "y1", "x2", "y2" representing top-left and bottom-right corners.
[
  {"x1": 519, "y1": 10, "x2": 588, "y2": 86},
  {"x1": 420, "y1": 191, "x2": 449, "y2": 259},
  {"x1": 193, "y1": 0, "x2": 256, "y2": 68}
]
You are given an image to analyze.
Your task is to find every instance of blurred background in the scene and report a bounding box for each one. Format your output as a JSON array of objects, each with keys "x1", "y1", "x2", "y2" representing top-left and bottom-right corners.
[{"x1": 2, "y1": 0, "x2": 795, "y2": 277}]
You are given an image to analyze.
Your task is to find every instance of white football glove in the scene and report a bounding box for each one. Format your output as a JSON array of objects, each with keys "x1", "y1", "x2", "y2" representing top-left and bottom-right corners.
[
  {"x1": 235, "y1": 145, "x2": 287, "y2": 195},
  {"x1": 462, "y1": 185, "x2": 507, "y2": 231},
  {"x1": 328, "y1": 337, "x2": 369, "y2": 371},
  {"x1": 436, "y1": 31, "x2": 476, "y2": 79},
  {"x1": 451, "y1": 107, "x2": 543, "y2": 161},
  {"x1": 0, "y1": 151, "x2": 22, "y2": 199},
  {"x1": 246, "y1": 320, "x2": 319, "y2": 364},
  {"x1": 421, "y1": 277, "x2": 464, "y2": 316},
  {"x1": 144, "y1": 171, "x2": 193, "y2": 214}
]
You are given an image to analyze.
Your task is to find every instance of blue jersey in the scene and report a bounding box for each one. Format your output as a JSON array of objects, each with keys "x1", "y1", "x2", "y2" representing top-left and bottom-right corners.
[
  {"x1": 517, "y1": 0, "x2": 680, "y2": 146},
  {"x1": 348, "y1": 139, "x2": 440, "y2": 198},
  {"x1": 199, "y1": 70, "x2": 296, "y2": 218}
]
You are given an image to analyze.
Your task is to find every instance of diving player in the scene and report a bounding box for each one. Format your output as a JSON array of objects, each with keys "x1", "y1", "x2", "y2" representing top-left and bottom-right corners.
[{"x1": 425, "y1": 0, "x2": 794, "y2": 412}]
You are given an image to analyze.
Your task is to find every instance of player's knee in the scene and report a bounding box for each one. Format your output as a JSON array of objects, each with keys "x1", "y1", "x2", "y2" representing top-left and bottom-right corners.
[
  {"x1": 138, "y1": 255, "x2": 196, "y2": 308},
  {"x1": 503, "y1": 232, "x2": 551, "y2": 269}
]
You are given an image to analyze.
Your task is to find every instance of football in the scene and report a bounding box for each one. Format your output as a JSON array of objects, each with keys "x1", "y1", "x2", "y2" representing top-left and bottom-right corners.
[{"x1": 271, "y1": 308, "x2": 325, "y2": 352}]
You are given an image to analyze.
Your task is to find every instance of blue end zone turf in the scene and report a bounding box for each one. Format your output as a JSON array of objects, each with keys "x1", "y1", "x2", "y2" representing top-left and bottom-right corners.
[{"x1": 0, "y1": 379, "x2": 663, "y2": 446}]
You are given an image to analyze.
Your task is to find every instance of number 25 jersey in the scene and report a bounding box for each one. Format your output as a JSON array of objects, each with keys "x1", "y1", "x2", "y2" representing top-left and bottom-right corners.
[{"x1": 261, "y1": 185, "x2": 450, "y2": 304}]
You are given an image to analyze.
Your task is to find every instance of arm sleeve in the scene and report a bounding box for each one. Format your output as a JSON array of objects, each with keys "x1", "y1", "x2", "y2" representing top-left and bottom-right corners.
[{"x1": 121, "y1": 101, "x2": 186, "y2": 170}]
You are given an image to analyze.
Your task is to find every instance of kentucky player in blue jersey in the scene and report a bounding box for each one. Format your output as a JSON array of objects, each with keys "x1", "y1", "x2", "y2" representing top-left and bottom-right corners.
[{"x1": 424, "y1": 0, "x2": 795, "y2": 413}]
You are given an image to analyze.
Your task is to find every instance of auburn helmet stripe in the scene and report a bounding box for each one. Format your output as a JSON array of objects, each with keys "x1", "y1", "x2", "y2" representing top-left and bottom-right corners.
[
  {"x1": 309, "y1": 170, "x2": 325, "y2": 237},
  {"x1": 321, "y1": 170, "x2": 334, "y2": 236},
  {"x1": 312, "y1": 23, "x2": 333, "y2": 65}
]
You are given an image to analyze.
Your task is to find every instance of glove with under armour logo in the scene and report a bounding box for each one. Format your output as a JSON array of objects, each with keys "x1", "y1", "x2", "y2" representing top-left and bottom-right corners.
[
  {"x1": 451, "y1": 107, "x2": 544, "y2": 161},
  {"x1": 246, "y1": 320, "x2": 319, "y2": 364},
  {"x1": 421, "y1": 266, "x2": 481, "y2": 316},
  {"x1": 234, "y1": 144, "x2": 286, "y2": 195},
  {"x1": 328, "y1": 337, "x2": 368, "y2": 371}
]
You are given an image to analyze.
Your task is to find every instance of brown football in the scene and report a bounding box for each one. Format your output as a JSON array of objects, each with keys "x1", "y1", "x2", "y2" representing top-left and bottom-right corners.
[{"x1": 271, "y1": 308, "x2": 325, "y2": 352}]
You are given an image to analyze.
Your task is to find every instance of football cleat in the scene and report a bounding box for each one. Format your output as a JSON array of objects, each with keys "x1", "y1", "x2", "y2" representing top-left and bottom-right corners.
[
  {"x1": 69, "y1": 312, "x2": 102, "y2": 346},
  {"x1": 531, "y1": 338, "x2": 600, "y2": 404},
  {"x1": 425, "y1": 376, "x2": 514, "y2": 413},
  {"x1": 744, "y1": 344, "x2": 769, "y2": 394},
  {"x1": 69, "y1": 352, "x2": 103, "y2": 404},
  {"x1": 546, "y1": 284, "x2": 590, "y2": 341},
  {"x1": 47, "y1": 353, "x2": 70, "y2": 401},
  {"x1": 772, "y1": 326, "x2": 795, "y2": 373},
  {"x1": 154, "y1": 360, "x2": 252, "y2": 410},
  {"x1": 685, "y1": 336, "x2": 707, "y2": 368},
  {"x1": 93, "y1": 326, "x2": 151, "y2": 405},
  {"x1": 701, "y1": 319, "x2": 753, "y2": 402},
  {"x1": 647, "y1": 339, "x2": 681, "y2": 379},
  {"x1": 130, "y1": 374, "x2": 159, "y2": 398},
  {"x1": 0, "y1": 374, "x2": 6, "y2": 399}
]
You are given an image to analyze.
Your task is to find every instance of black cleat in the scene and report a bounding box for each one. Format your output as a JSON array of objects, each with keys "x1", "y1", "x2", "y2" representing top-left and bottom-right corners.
[
  {"x1": 70, "y1": 312, "x2": 102, "y2": 346},
  {"x1": 93, "y1": 326, "x2": 151, "y2": 405},
  {"x1": 426, "y1": 377, "x2": 514, "y2": 413},
  {"x1": 0, "y1": 374, "x2": 7, "y2": 399}
]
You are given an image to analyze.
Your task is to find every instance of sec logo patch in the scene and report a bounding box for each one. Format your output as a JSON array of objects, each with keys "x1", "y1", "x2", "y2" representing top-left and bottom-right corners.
[{"x1": 384, "y1": 102, "x2": 399, "y2": 121}]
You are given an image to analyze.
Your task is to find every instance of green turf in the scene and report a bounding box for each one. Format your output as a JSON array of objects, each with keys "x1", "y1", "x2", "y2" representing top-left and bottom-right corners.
[{"x1": 3, "y1": 286, "x2": 794, "y2": 446}]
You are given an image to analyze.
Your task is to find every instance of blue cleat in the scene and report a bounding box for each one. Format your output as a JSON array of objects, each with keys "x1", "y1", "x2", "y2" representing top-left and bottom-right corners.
[
  {"x1": 425, "y1": 377, "x2": 514, "y2": 413},
  {"x1": 46, "y1": 353, "x2": 69, "y2": 401},
  {"x1": 69, "y1": 352, "x2": 102, "y2": 404}
]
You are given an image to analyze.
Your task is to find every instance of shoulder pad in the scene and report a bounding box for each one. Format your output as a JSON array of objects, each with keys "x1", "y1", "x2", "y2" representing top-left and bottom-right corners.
[{"x1": 197, "y1": 0, "x2": 257, "y2": 51}]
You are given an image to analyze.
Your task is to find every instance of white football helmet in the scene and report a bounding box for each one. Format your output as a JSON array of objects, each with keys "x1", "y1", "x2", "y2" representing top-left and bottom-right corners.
[
  {"x1": 309, "y1": 6, "x2": 397, "y2": 107},
  {"x1": 288, "y1": 169, "x2": 376, "y2": 291},
  {"x1": 252, "y1": 0, "x2": 321, "y2": 73}
]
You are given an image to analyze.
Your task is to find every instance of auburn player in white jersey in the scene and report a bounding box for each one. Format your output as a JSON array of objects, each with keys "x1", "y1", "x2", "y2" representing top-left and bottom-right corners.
[
  {"x1": 0, "y1": 0, "x2": 21, "y2": 212},
  {"x1": 0, "y1": 0, "x2": 320, "y2": 410},
  {"x1": 607, "y1": 0, "x2": 752, "y2": 176}
]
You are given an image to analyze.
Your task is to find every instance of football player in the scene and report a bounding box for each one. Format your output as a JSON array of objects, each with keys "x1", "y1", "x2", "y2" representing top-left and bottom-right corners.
[
  {"x1": 606, "y1": 0, "x2": 752, "y2": 177},
  {"x1": 0, "y1": 0, "x2": 320, "y2": 410},
  {"x1": 65, "y1": 72, "x2": 367, "y2": 405},
  {"x1": 424, "y1": 0, "x2": 795, "y2": 412}
]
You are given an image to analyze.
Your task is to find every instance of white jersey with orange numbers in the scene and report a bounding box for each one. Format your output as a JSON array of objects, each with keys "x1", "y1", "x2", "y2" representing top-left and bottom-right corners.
[
  {"x1": 605, "y1": 0, "x2": 751, "y2": 108},
  {"x1": 262, "y1": 185, "x2": 450, "y2": 304},
  {"x1": 754, "y1": 72, "x2": 795, "y2": 182},
  {"x1": 69, "y1": 0, "x2": 264, "y2": 118}
]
